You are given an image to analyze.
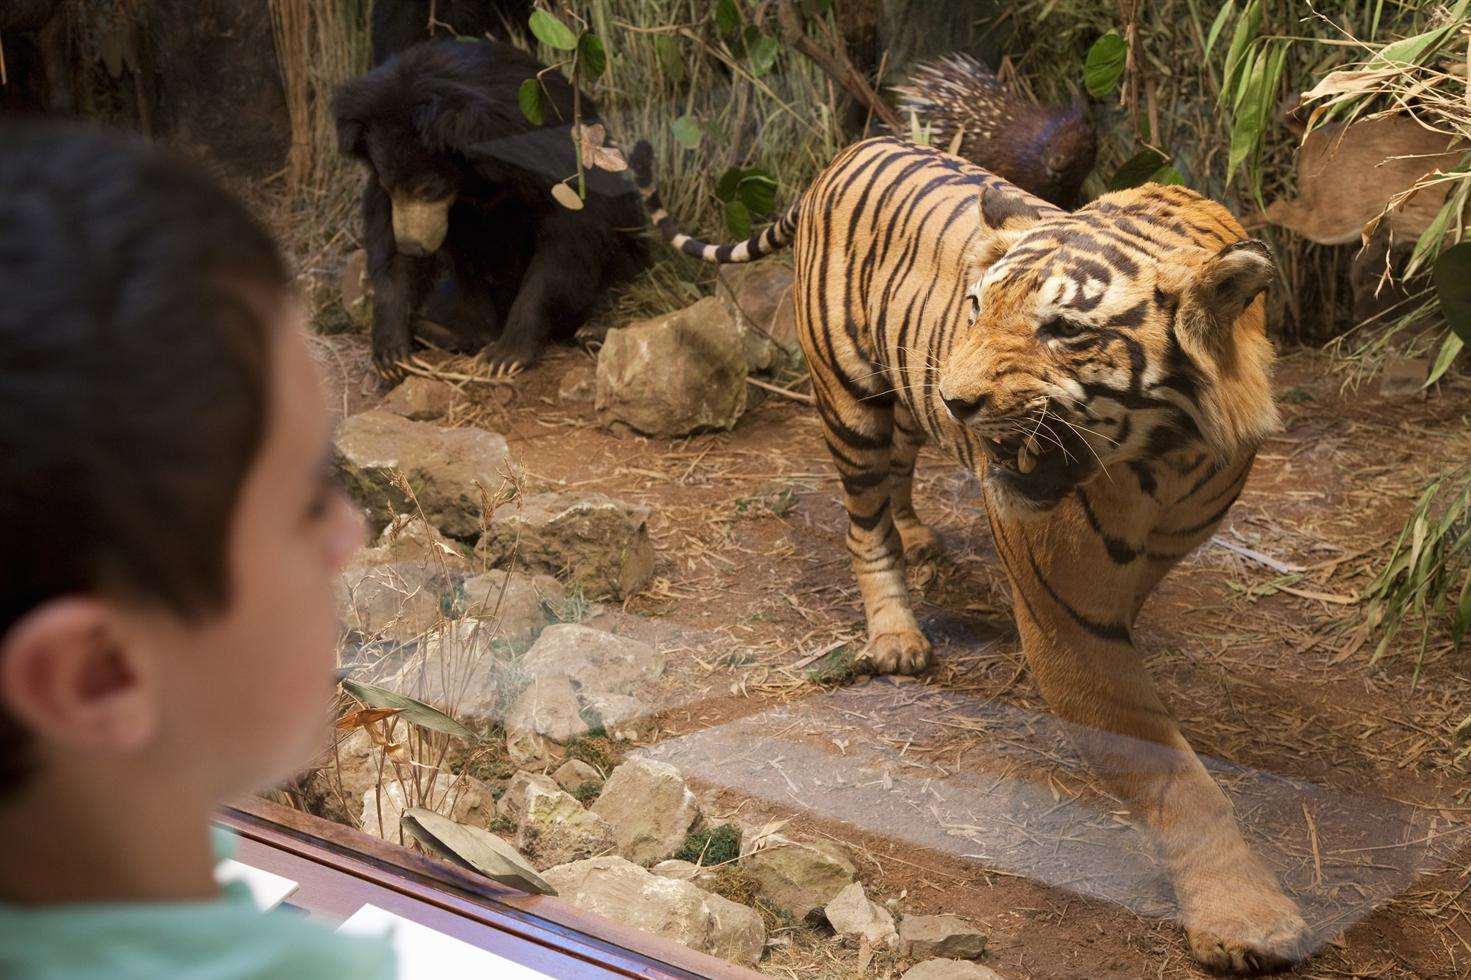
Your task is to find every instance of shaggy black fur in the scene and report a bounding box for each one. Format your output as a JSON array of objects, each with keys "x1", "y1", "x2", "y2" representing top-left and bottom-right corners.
[
  {"x1": 333, "y1": 39, "x2": 646, "y2": 377},
  {"x1": 369, "y1": 0, "x2": 532, "y2": 65}
]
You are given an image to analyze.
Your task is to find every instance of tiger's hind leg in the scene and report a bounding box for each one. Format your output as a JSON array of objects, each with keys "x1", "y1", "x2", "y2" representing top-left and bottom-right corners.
[
  {"x1": 891, "y1": 402, "x2": 943, "y2": 565},
  {"x1": 815, "y1": 388, "x2": 932, "y2": 675}
]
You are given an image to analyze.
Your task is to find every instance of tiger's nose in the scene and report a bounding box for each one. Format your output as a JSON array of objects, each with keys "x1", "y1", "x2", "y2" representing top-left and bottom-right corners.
[{"x1": 942, "y1": 392, "x2": 988, "y2": 421}]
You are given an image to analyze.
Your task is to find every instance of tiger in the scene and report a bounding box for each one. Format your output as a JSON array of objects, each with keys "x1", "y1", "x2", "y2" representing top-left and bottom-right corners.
[{"x1": 630, "y1": 135, "x2": 1308, "y2": 974}]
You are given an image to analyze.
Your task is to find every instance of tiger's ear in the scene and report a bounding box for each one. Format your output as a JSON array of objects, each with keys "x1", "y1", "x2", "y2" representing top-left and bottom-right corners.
[{"x1": 1178, "y1": 239, "x2": 1274, "y2": 346}]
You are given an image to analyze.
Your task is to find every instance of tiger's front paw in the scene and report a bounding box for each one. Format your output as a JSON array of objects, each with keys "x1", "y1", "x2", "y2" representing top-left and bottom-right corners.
[
  {"x1": 858, "y1": 630, "x2": 933, "y2": 675},
  {"x1": 899, "y1": 523, "x2": 944, "y2": 564},
  {"x1": 1179, "y1": 864, "x2": 1311, "y2": 974}
]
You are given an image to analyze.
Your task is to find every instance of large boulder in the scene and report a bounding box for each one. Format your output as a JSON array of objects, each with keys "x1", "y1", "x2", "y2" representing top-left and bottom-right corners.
[
  {"x1": 591, "y1": 758, "x2": 702, "y2": 866},
  {"x1": 504, "y1": 675, "x2": 588, "y2": 766},
  {"x1": 477, "y1": 492, "x2": 654, "y2": 600},
  {"x1": 514, "y1": 782, "x2": 619, "y2": 869},
  {"x1": 457, "y1": 569, "x2": 564, "y2": 649},
  {"x1": 543, "y1": 856, "x2": 765, "y2": 967},
  {"x1": 898, "y1": 913, "x2": 988, "y2": 960},
  {"x1": 825, "y1": 881, "x2": 898, "y2": 948},
  {"x1": 595, "y1": 297, "x2": 748, "y2": 437},
  {"x1": 334, "y1": 410, "x2": 512, "y2": 539},
  {"x1": 718, "y1": 261, "x2": 799, "y2": 362},
  {"x1": 359, "y1": 774, "x2": 498, "y2": 844},
  {"x1": 553, "y1": 758, "x2": 603, "y2": 793},
  {"x1": 336, "y1": 559, "x2": 446, "y2": 642},
  {"x1": 740, "y1": 833, "x2": 857, "y2": 922},
  {"x1": 521, "y1": 625, "x2": 665, "y2": 696}
]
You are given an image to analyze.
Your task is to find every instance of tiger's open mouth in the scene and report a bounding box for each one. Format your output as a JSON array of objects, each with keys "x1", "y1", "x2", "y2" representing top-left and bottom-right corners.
[{"x1": 980, "y1": 420, "x2": 1097, "y2": 509}]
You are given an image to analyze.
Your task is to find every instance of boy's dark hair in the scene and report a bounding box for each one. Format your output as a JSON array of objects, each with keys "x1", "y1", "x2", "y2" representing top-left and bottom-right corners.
[{"x1": 0, "y1": 124, "x2": 290, "y2": 799}]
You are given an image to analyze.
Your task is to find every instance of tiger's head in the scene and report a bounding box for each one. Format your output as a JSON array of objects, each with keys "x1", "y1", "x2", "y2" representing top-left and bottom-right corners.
[{"x1": 938, "y1": 183, "x2": 1280, "y2": 517}]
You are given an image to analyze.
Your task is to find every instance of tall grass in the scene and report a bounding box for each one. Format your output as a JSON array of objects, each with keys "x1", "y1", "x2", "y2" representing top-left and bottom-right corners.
[{"x1": 527, "y1": 0, "x2": 846, "y2": 317}]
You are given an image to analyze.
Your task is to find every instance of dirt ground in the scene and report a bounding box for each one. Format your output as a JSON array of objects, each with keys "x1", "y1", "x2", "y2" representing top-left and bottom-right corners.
[{"x1": 313, "y1": 329, "x2": 1471, "y2": 980}]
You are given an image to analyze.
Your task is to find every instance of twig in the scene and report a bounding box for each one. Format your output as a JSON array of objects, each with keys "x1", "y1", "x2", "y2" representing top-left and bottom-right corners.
[{"x1": 747, "y1": 375, "x2": 815, "y2": 404}]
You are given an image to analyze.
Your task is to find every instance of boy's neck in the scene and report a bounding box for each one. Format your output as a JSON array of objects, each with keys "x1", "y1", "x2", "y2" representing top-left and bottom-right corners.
[{"x1": 0, "y1": 763, "x2": 220, "y2": 906}]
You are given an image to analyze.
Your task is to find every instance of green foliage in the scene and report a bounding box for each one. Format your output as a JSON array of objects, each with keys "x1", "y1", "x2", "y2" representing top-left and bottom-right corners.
[
  {"x1": 569, "y1": 780, "x2": 603, "y2": 804},
  {"x1": 675, "y1": 823, "x2": 742, "y2": 865},
  {"x1": 1433, "y1": 243, "x2": 1471, "y2": 344},
  {"x1": 671, "y1": 115, "x2": 703, "y2": 150},
  {"x1": 1084, "y1": 31, "x2": 1127, "y2": 98},
  {"x1": 577, "y1": 32, "x2": 606, "y2": 79},
  {"x1": 805, "y1": 644, "x2": 860, "y2": 686},
  {"x1": 528, "y1": 9, "x2": 577, "y2": 50},
  {"x1": 516, "y1": 78, "x2": 546, "y2": 125},
  {"x1": 1364, "y1": 469, "x2": 1471, "y2": 685},
  {"x1": 1109, "y1": 148, "x2": 1171, "y2": 190}
]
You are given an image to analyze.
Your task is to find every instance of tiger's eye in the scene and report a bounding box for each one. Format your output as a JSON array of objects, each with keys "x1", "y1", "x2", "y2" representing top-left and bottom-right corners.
[{"x1": 1045, "y1": 317, "x2": 1086, "y2": 339}]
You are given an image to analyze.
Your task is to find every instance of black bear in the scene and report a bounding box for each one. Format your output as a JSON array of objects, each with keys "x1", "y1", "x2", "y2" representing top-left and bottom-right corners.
[
  {"x1": 369, "y1": 0, "x2": 532, "y2": 65},
  {"x1": 332, "y1": 39, "x2": 646, "y2": 378}
]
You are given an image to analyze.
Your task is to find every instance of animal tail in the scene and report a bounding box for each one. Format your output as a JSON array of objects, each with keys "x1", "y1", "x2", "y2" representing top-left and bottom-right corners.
[{"x1": 629, "y1": 139, "x2": 799, "y2": 264}]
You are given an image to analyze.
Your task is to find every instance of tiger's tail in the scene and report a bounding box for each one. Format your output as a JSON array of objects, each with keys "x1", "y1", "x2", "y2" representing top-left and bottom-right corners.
[{"x1": 629, "y1": 139, "x2": 800, "y2": 264}]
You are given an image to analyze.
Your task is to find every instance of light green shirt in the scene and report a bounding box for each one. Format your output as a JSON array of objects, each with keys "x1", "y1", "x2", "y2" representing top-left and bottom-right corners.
[{"x1": 0, "y1": 831, "x2": 396, "y2": 980}]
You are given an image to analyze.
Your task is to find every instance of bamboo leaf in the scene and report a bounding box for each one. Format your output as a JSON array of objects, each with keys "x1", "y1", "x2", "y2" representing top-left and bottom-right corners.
[
  {"x1": 402, "y1": 809, "x2": 556, "y2": 895},
  {"x1": 340, "y1": 679, "x2": 475, "y2": 739},
  {"x1": 1110, "y1": 148, "x2": 1170, "y2": 189},
  {"x1": 1426, "y1": 332, "x2": 1464, "y2": 388},
  {"x1": 1204, "y1": 0, "x2": 1236, "y2": 60},
  {"x1": 1222, "y1": 0, "x2": 1263, "y2": 98}
]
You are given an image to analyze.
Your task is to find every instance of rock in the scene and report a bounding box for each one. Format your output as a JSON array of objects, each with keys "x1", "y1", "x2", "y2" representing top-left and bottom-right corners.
[
  {"x1": 592, "y1": 758, "x2": 702, "y2": 866},
  {"x1": 379, "y1": 376, "x2": 458, "y2": 422},
  {"x1": 740, "y1": 833, "x2": 857, "y2": 921},
  {"x1": 340, "y1": 248, "x2": 370, "y2": 328},
  {"x1": 595, "y1": 297, "x2": 748, "y2": 437},
  {"x1": 360, "y1": 774, "x2": 498, "y2": 844},
  {"x1": 542, "y1": 856, "x2": 765, "y2": 967},
  {"x1": 557, "y1": 365, "x2": 596, "y2": 405},
  {"x1": 899, "y1": 913, "x2": 988, "y2": 960},
  {"x1": 336, "y1": 559, "x2": 446, "y2": 641},
  {"x1": 718, "y1": 261, "x2": 799, "y2": 361},
  {"x1": 553, "y1": 759, "x2": 602, "y2": 793},
  {"x1": 521, "y1": 624, "x2": 665, "y2": 696},
  {"x1": 582, "y1": 692, "x2": 654, "y2": 741},
  {"x1": 515, "y1": 782, "x2": 619, "y2": 868},
  {"x1": 458, "y1": 570, "x2": 565, "y2": 649},
  {"x1": 303, "y1": 727, "x2": 383, "y2": 824},
  {"x1": 1379, "y1": 357, "x2": 1430, "y2": 399},
  {"x1": 477, "y1": 492, "x2": 654, "y2": 600},
  {"x1": 505, "y1": 676, "x2": 587, "y2": 766},
  {"x1": 902, "y1": 960, "x2": 1005, "y2": 980},
  {"x1": 825, "y1": 881, "x2": 898, "y2": 948},
  {"x1": 497, "y1": 771, "x2": 560, "y2": 825},
  {"x1": 334, "y1": 410, "x2": 512, "y2": 539},
  {"x1": 650, "y1": 859, "x2": 701, "y2": 881}
]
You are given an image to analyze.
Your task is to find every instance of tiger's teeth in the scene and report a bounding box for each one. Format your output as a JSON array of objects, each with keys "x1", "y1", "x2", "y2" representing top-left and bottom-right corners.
[
  {"x1": 991, "y1": 435, "x2": 1002, "y2": 445},
  {"x1": 1017, "y1": 442, "x2": 1036, "y2": 474}
]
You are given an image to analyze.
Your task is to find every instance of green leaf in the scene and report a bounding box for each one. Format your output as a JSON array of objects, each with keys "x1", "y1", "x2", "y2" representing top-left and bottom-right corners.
[
  {"x1": 671, "y1": 114, "x2": 703, "y2": 150},
  {"x1": 738, "y1": 173, "x2": 778, "y2": 216},
  {"x1": 1426, "y1": 329, "x2": 1465, "y2": 388},
  {"x1": 1084, "y1": 31, "x2": 1128, "y2": 98},
  {"x1": 715, "y1": 0, "x2": 741, "y2": 37},
  {"x1": 1376, "y1": 24, "x2": 1456, "y2": 67},
  {"x1": 716, "y1": 166, "x2": 748, "y2": 202},
  {"x1": 517, "y1": 78, "x2": 545, "y2": 126},
  {"x1": 1109, "y1": 148, "x2": 1169, "y2": 190},
  {"x1": 528, "y1": 9, "x2": 577, "y2": 51},
  {"x1": 745, "y1": 27, "x2": 779, "y2": 76},
  {"x1": 1222, "y1": 0, "x2": 1263, "y2": 97},
  {"x1": 725, "y1": 199, "x2": 752, "y2": 238},
  {"x1": 1434, "y1": 242, "x2": 1471, "y2": 345},
  {"x1": 1151, "y1": 165, "x2": 1185, "y2": 185},
  {"x1": 340, "y1": 679, "x2": 475, "y2": 740},
  {"x1": 1227, "y1": 47, "x2": 1267, "y2": 182},
  {"x1": 1204, "y1": 0, "x2": 1236, "y2": 60},
  {"x1": 654, "y1": 34, "x2": 684, "y2": 84},
  {"x1": 577, "y1": 33, "x2": 606, "y2": 79}
]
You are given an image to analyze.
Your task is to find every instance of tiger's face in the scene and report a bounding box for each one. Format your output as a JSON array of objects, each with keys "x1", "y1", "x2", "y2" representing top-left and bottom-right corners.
[{"x1": 938, "y1": 190, "x2": 1279, "y2": 517}]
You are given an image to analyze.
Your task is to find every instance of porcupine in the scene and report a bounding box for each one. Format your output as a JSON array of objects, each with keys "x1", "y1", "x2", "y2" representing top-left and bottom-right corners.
[{"x1": 890, "y1": 52, "x2": 1096, "y2": 209}]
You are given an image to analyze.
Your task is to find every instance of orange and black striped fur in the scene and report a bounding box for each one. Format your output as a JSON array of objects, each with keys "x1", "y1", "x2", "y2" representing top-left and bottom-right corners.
[{"x1": 632, "y1": 136, "x2": 1307, "y2": 974}]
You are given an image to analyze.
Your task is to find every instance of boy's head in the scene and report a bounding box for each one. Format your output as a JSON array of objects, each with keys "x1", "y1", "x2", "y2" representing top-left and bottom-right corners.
[{"x1": 0, "y1": 125, "x2": 363, "y2": 809}]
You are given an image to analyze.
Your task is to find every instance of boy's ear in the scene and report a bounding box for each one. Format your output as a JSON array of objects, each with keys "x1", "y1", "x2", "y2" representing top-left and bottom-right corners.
[{"x1": 0, "y1": 599, "x2": 157, "y2": 756}]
